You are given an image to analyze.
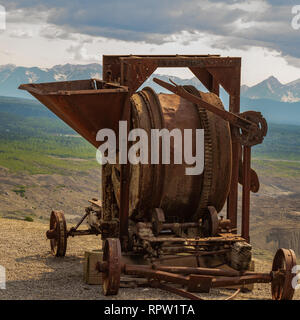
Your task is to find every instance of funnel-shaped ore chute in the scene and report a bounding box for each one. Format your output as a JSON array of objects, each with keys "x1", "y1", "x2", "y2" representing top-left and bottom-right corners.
[{"x1": 19, "y1": 79, "x2": 129, "y2": 148}]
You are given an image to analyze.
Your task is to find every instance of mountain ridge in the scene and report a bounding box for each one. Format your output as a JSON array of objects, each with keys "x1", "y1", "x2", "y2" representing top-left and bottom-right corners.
[
  {"x1": 1, "y1": 63, "x2": 300, "y2": 103},
  {"x1": 0, "y1": 63, "x2": 103, "y2": 99},
  {"x1": 241, "y1": 75, "x2": 300, "y2": 102}
]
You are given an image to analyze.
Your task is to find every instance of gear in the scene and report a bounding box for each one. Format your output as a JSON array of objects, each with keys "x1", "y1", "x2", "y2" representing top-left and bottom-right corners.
[
  {"x1": 238, "y1": 111, "x2": 268, "y2": 146},
  {"x1": 183, "y1": 86, "x2": 215, "y2": 218}
]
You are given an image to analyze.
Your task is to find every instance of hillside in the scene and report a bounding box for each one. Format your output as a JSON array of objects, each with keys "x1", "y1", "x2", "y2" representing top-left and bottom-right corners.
[
  {"x1": 0, "y1": 96, "x2": 97, "y2": 174},
  {"x1": 0, "y1": 95, "x2": 299, "y2": 173},
  {"x1": 241, "y1": 97, "x2": 300, "y2": 126}
]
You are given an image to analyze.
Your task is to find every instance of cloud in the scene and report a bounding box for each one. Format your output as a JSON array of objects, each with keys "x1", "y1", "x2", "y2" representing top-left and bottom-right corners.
[
  {"x1": 209, "y1": 3, "x2": 300, "y2": 58},
  {"x1": 0, "y1": 1, "x2": 252, "y2": 42},
  {"x1": 284, "y1": 54, "x2": 300, "y2": 68},
  {"x1": 39, "y1": 25, "x2": 77, "y2": 41},
  {"x1": 8, "y1": 29, "x2": 33, "y2": 38},
  {"x1": 2, "y1": 0, "x2": 300, "y2": 67},
  {"x1": 66, "y1": 38, "x2": 99, "y2": 62}
]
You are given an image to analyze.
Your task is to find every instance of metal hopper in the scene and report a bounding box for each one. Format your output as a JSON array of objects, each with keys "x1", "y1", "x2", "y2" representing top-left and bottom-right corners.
[{"x1": 19, "y1": 79, "x2": 128, "y2": 148}]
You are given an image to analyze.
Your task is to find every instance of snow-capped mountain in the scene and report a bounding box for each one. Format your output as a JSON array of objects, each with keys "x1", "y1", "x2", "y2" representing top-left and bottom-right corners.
[
  {"x1": 0, "y1": 64, "x2": 102, "y2": 99},
  {"x1": 0, "y1": 64, "x2": 300, "y2": 125},
  {"x1": 0, "y1": 63, "x2": 300, "y2": 103},
  {"x1": 241, "y1": 76, "x2": 300, "y2": 103}
]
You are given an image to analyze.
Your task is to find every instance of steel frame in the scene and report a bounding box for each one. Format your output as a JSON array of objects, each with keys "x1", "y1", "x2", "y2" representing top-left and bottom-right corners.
[{"x1": 102, "y1": 54, "x2": 248, "y2": 247}]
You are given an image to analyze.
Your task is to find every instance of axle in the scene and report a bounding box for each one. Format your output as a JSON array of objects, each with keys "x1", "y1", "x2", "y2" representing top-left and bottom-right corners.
[{"x1": 97, "y1": 238, "x2": 297, "y2": 300}]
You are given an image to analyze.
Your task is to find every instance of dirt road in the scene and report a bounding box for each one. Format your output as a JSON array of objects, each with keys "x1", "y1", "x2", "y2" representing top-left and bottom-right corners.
[{"x1": 0, "y1": 218, "x2": 299, "y2": 300}]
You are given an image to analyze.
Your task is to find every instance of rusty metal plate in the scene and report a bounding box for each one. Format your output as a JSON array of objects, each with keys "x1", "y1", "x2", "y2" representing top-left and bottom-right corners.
[{"x1": 19, "y1": 79, "x2": 128, "y2": 148}]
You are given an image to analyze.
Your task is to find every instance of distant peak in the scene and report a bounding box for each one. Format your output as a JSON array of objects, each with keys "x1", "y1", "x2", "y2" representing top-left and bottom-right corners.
[
  {"x1": 0, "y1": 64, "x2": 17, "y2": 71},
  {"x1": 285, "y1": 78, "x2": 300, "y2": 86},
  {"x1": 264, "y1": 75, "x2": 281, "y2": 85}
]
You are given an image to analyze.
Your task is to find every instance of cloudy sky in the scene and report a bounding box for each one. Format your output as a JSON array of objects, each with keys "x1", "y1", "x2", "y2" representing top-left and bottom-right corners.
[{"x1": 0, "y1": 0, "x2": 300, "y2": 85}]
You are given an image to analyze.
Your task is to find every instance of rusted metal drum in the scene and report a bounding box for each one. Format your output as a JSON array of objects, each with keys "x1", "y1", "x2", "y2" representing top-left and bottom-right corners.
[{"x1": 112, "y1": 86, "x2": 232, "y2": 222}]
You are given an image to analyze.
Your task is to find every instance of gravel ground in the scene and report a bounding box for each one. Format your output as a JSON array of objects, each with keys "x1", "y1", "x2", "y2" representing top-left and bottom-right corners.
[{"x1": 0, "y1": 218, "x2": 299, "y2": 300}]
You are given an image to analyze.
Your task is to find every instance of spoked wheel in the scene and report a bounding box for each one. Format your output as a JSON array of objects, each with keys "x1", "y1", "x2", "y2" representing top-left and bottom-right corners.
[
  {"x1": 271, "y1": 248, "x2": 297, "y2": 300},
  {"x1": 47, "y1": 210, "x2": 67, "y2": 257},
  {"x1": 202, "y1": 206, "x2": 219, "y2": 237},
  {"x1": 102, "y1": 238, "x2": 121, "y2": 296}
]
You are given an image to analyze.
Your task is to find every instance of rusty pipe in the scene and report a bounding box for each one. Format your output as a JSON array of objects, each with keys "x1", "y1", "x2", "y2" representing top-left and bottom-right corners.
[
  {"x1": 211, "y1": 273, "x2": 272, "y2": 288},
  {"x1": 150, "y1": 265, "x2": 262, "y2": 277}
]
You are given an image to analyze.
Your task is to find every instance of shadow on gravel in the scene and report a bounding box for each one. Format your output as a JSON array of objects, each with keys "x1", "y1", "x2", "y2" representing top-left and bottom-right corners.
[
  {"x1": 0, "y1": 253, "x2": 103, "y2": 300},
  {"x1": 15, "y1": 253, "x2": 82, "y2": 266}
]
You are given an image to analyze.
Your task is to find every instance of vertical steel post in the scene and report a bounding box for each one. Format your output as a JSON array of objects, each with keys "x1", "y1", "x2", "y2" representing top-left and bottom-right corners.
[
  {"x1": 227, "y1": 78, "x2": 241, "y2": 231},
  {"x1": 211, "y1": 78, "x2": 219, "y2": 96},
  {"x1": 242, "y1": 146, "x2": 251, "y2": 242},
  {"x1": 119, "y1": 92, "x2": 131, "y2": 251}
]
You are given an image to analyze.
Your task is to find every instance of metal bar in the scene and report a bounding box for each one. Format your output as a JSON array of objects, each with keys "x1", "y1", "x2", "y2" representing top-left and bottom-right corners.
[
  {"x1": 211, "y1": 77, "x2": 219, "y2": 96},
  {"x1": 107, "y1": 54, "x2": 220, "y2": 58},
  {"x1": 56, "y1": 88, "x2": 128, "y2": 95},
  {"x1": 226, "y1": 65, "x2": 241, "y2": 231},
  {"x1": 68, "y1": 230, "x2": 98, "y2": 236},
  {"x1": 242, "y1": 146, "x2": 251, "y2": 242},
  {"x1": 162, "y1": 222, "x2": 199, "y2": 229},
  {"x1": 226, "y1": 289, "x2": 241, "y2": 300},
  {"x1": 151, "y1": 265, "x2": 242, "y2": 277},
  {"x1": 141, "y1": 234, "x2": 244, "y2": 243},
  {"x1": 160, "y1": 247, "x2": 222, "y2": 254},
  {"x1": 211, "y1": 274, "x2": 272, "y2": 288},
  {"x1": 119, "y1": 93, "x2": 132, "y2": 250},
  {"x1": 149, "y1": 281, "x2": 203, "y2": 300},
  {"x1": 188, "y1": 67, "x2": 219, "y2": 95},
  {"x1": 156, "y1": 249, "x2": 230, "y2": 262},
  {"x1": 71, "y1": 211, "x2": 90, "y2": 232},
  {"x1": 227, "y1": 138, "x2": 240, "y2": 230},
  {"x1": 123, "y1": 264, "x2": 272, "y2": 291},
  {"x1": 227, "y1": 140, "x2": 239, "y2": 230},
  {"x1": 152, "y1": 265, "x2": 270, "y2": 278},
  {"x1": 124, "y1": 265, "x2": 190, "y2": 286},
  {"x1": 120, "y1": 56, "x2": 241, "y2": 68},
  {"x1": 153, "y1": 78, "x2": 254, "y2": 133}
]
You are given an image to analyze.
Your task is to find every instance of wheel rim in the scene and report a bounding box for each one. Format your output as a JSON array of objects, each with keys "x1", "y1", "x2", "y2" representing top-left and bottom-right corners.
[
  {"x1": 49, "y1": 210, "x2": 67, "y2": 257},
  {"x1": 102, "y1": 238, "x2": 121, "y2": 296},
  {"x1": 272, "y1": 248, "x2": 296, "y2": 300},
  {"x1": 202, "y1": 206, "x2": 219, "y2": 237}
]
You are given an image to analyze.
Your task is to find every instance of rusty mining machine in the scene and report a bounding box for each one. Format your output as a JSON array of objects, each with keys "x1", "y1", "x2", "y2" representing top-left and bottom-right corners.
[{"x1": 19, "y1": 55, "x2": 297, "y2": 300}]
